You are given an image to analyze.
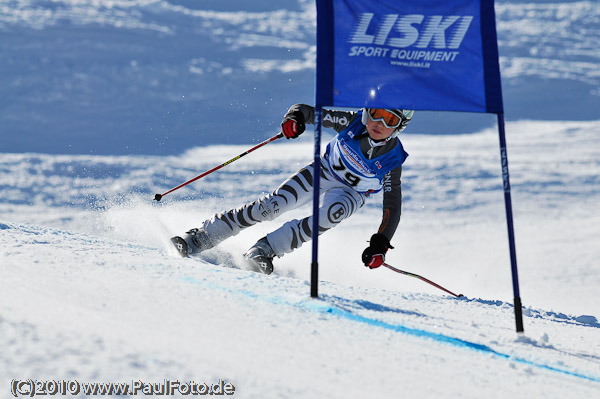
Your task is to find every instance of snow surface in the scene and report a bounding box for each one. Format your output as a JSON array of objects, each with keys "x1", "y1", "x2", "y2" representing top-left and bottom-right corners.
[{"x1": 1, "y1": 0, "x2": 600, "y2": 398}]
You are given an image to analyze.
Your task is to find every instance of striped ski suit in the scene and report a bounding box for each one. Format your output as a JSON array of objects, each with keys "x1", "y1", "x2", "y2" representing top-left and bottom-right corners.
[{"x1": 201, "y1": 160, "x2": 366, "y2": 256}]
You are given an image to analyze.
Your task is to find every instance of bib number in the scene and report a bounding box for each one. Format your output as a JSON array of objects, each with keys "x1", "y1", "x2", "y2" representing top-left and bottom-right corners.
[{"x1": 332, "y1": 158, "x2": 361, "y2": 187}]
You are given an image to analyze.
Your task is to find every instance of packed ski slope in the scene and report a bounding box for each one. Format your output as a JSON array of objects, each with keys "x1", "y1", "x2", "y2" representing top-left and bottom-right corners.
[
  {"x1": 1, "y1": 0, "x2": 600, "y2": 397},
  {"x1": 1, "y1": 221, "x2": 600, "y2": 398},
  {"x1": 1, "y1": 121, "x2": 599, "y2": 397}
]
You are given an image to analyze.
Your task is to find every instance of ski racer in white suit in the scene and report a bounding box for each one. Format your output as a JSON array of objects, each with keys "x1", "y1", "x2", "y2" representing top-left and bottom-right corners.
[{"x1": 171, "y1": 105, "x2": 414, "y2": 275}]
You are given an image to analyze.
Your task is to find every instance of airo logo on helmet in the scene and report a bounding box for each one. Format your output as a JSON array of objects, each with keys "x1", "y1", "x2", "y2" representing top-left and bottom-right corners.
[{"x1": 401, "y1": 110, "x2": 414, "y2": 120}]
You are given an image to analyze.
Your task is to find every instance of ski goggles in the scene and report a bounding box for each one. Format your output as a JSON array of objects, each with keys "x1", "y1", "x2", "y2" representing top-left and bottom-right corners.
[{"x1": 367, "y1": 109, "x2": 404, "y2": 129}]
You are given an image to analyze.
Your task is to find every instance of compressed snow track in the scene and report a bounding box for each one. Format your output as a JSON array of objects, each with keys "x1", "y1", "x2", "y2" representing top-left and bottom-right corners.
[{"x1": 1, "y1": 222, "x2": 599, "y2": 398}]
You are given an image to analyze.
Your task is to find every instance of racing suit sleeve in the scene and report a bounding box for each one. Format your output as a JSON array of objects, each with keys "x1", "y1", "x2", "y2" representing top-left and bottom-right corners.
[
  {"x1": 284, "y1": 104, "x2": 356, "y2": 133},
  {"x1": 378, "y1": 166, "x2": 403, "y2": 242}
]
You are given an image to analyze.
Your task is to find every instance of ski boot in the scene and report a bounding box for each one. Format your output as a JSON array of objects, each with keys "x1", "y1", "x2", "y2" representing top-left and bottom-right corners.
[
  {"x1": 171, "y1": 228, "x2": 213, "y2": 257},
  {"x1": 243, "y1": 237, "x2": 275, "y2": 275}
]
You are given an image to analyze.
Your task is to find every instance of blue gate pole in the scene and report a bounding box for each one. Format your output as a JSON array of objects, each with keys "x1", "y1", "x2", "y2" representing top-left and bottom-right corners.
[
  {"x1": 310, "y1": 105, "x2": 323, "y2": 298},
  {"x1": 497, "y1": 112, "x2": 524, "y2": 333}
]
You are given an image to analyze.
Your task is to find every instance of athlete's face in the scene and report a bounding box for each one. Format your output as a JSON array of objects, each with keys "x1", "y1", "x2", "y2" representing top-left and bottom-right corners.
[{"x1": 365, "y1": 115, "x2": 396, "y2": 141}]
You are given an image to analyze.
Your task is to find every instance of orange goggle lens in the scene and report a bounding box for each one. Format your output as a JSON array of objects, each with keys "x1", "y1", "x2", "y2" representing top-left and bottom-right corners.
[{"x1": 368, "y1": 109, "x2": 403, "y2": 129}]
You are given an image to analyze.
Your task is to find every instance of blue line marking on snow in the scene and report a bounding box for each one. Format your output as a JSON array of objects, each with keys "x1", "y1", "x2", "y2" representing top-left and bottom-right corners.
[
  {"x1": 309, "y1": 302, "x2": 600, "y2": 383},
  {"x1": 180, "y1": 275, "x2": 600, "y2": 384}
]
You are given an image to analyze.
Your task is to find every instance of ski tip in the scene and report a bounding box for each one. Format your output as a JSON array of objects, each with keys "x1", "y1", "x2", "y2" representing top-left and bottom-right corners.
[
  {"x1": 457, "y1": 294, "x2": 464, "y2": 298},
  {"x1": 154, "y1": 193, "x2": 163, "y2": 201}
]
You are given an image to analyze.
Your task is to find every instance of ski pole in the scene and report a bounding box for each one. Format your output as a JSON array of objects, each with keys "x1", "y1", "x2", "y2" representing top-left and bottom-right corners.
[
  {"x1": 382, "y1": 263, "x2": 464, "y2": 298},
  {"x1": 154, "y1": 132, "x2": 284, "y2": 201}
]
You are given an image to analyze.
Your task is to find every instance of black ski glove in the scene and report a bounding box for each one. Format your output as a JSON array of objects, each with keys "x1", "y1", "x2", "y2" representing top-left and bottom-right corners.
[
  {"x1": 362, "y1": 233, "x2": 394, "y2": 269},
  {"x1": 281, "y1": 109, "x2": 305, "y2": 139}
]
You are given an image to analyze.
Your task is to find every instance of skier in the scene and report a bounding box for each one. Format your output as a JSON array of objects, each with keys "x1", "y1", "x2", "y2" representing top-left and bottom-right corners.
[{"x1": 171, "y1": 105, "x2": 413, "y2": 275}]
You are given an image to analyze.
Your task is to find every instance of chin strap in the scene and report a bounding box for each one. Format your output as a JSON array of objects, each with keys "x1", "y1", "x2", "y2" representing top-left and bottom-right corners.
[{"x1": 366, "y1": 136, "x2": 388, "y2": 159}]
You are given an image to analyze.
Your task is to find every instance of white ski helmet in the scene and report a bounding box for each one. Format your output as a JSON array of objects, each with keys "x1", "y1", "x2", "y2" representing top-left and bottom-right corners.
[{"x1": 361, "y1": 108, "x2": 414, "y2": 139}]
